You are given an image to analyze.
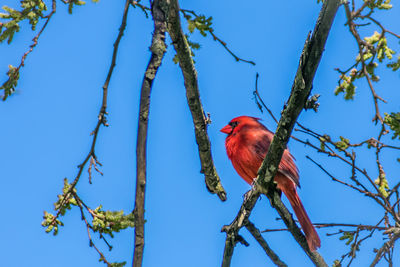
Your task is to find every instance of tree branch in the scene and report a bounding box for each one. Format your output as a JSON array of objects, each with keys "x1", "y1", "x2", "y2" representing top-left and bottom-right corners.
[
  {"x1": 1, "y1": 0, "x2": 56, "y2": 100},
  {"x1": 244, "y1": 220, "x2": 288, "y2": 267},
  {"x1": 221, "y1": 0, "x2": 341, "y2": 266},
  {"x1": 165, "y1": 0, "x2": 227, "y2": 201},
  {"x1": 179, "y1": 8, "x2": 255, "y2": 66},
  {"x1": 221, "y1": 190, "x2": 260, "y2": 266},
  {"x1": 47, "y1": 0, "x2": 131, "y2": 227},
  {"x1": 371, "y1": 228, "x2": 400, "y2": 267},
  {"x1": 262, "y1": 222, "x2": 387, "y2": 233},
  {"x1": 132, "y1": 1, "x2": 168, "y2": 266}
]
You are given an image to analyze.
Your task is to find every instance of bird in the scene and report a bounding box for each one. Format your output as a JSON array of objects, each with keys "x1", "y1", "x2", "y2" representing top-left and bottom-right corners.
[{"x1": 220, "y1": 115, "x2": 321, "y2": 251}]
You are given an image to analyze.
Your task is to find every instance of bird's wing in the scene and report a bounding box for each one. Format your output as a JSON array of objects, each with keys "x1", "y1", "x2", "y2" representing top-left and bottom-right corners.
[{"x1": 250, "y1": 129, "x2": 300, "y2": 187}]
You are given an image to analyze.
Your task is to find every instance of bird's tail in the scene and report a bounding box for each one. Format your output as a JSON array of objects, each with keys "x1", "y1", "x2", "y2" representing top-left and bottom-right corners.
[{"x1": 279, "y1": 180, "x2": 321, "y2": 251}]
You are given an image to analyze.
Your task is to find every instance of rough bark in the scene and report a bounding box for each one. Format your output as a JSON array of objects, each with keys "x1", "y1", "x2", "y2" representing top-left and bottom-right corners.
[
  {"x1": 132, "y1": 1, "x2": 167, "y2": 266},
  {"x1": 221, "y1": 0, "x2": 341, "y2": 266},
  {"x1": 164, "y1": 0, "x2": 227, "y2": 201}
]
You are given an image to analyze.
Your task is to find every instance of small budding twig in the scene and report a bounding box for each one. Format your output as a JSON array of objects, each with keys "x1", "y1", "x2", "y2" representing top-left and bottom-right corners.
[
  {"x1": 44, "y1": 2, "x2": 132, "y2": 264},
  {"x1": 180, "y1": 8, "x2": 255, "y2": 66},
  {"x1": 1, "y1": 0, "x2": 57, "y2": 100}
]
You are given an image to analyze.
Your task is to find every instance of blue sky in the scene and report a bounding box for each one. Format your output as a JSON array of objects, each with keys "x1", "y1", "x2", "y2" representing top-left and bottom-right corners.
[{"x1": 1, "y1": 0, "x2": 400, "y2": 266}]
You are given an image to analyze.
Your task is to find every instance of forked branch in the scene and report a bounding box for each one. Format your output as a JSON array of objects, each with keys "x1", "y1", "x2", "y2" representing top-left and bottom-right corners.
[{"x1": 221, "y1": 0, "x2": 341, "y2": 266}]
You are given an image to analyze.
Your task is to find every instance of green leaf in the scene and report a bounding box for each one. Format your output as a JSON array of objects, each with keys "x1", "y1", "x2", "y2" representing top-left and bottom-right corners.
[
  {"x1": 366, "y1": 0, "x2": 393, "y2": 10},
  {"x1": 364, "y1": 31, "x2": 380, "y2": 45},
  {"x1": 334, "y1": 74, "x2": 356, "y2": 100},
  {"x1": 319, "y1": 138, "x2": 325, "y2": 151},
  {"x1": 387, "y1": 56, "x2": 400, "y2": 71},
  {"x1": 108, "y1": 262, "x2": 126, "y2": 267},
  {"x1": 91, "y1": 206, "x2": 135, "y2": 238},
  {"x1": 53, "y1": 178, "x2": 77, "y2": 216},
  {"x1": 1, "y1": 65, "x2": 19, "y2": 100},
  {"x1": 172, "y1": 54, "x2": 179, "y2": 64},
  {"x1": 384, "y1": 112, "x2": 400, "y2": 140},
  {"x1": 375, "y1": 172, "x2": 389, "y2": 198},
  {"x1": 339, "y1": 231, "x2": 354, "y2": 245},
  {"x1": 335, "y1": 136, "x2": 350, "y2": 151},
  {"x1": 0, "y1": 1, "x2": 48, "y2": 43},
  {"x1": 41, "y1": 211, "x2": 64, "y2": 235}
]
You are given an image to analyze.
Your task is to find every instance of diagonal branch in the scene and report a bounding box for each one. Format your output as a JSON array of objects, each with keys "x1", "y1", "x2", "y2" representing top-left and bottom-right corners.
[
  {"x1": 48, "y1": 0, "x2": 131, "y2": 227},
  {"x1": 370, "y1": 228, "x2": 400, "y2": 267},
  {"x1": 221, "y1": 190, "x2": 261, "y2": 266},
  {"x1": 244, "y1": 220, "x2": 288, "y2": 267},
  {"x1": 221, "y1": 0, "x2": 341, "y2": 266},
  {"x1": 165, "y1": 0, "x2": 227, "y2": 201},
  {"x1": 1, "y1": 0, "x2": 56, "y2": 100},
  {"x1": 132, "y1": 1, "x2": 168, "y2": 266},
  {"x1": 179, "y1": 9, "x2": 255, "y2": 66}
]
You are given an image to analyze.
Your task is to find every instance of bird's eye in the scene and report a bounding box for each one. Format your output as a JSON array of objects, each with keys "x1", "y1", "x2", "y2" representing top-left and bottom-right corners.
[{"x1": 229, "y1": 121, "x2": 238, "y2": 128}]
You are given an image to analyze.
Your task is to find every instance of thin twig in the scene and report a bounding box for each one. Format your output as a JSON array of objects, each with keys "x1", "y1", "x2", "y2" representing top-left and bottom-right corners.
[
  {"x1": 49, "y1": 0, "x2": 131, "y2": 229},
  {"x1": 180, "y1": 9, "x2": 255, "y2": 65},
  {"x1": 253, "y1": 73, "x2": 279, "y2": 124},
  {"x1": 370, "y1": 227, "x2": 400, "y2": 266},
  {"x1": 221, "y1": 190, "x2": 261, "y2": 267},
  {"x1": 244, "y1": 220, "x2": 288, "y2": 267},
  {"x1": 262, "y1": 222, "x2": 387, "y2": 233},
  {"x1": 75, "y1": 194, "x2": 114, "y2": 266},
  {"x1": 306, "y1": 156, "x2": 372, "y2": 196},
  {"x1": 2, "y1": 0, "x2": 56, "y2": 100},
  {"x1": 344, "y1": 2, "x2": 386, "y2": 124}
]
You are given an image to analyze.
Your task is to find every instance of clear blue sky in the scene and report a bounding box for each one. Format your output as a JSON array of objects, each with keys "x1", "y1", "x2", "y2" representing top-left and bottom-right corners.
[{"x1": 1, "y1": 0, "x2": 400, "y2": 266}]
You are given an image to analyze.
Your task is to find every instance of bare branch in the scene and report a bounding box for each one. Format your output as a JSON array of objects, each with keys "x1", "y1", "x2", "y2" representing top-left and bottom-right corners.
[
  {"x1": 306, "y1": 156, "x2": 372, "y2": 196},
  {"x1": 253, "y1": 73, "x2": 279, "y2": 124},
  {"x1": 221, "y1": 190, "x2": 260, "y2": 267},
  {"x1": 132, "y1": 0, "x2": 168, "y2": 266},
  {"x1": 371, "y1": 228, "x2": 400, "y2": 266},
  {"x1": 262, "y1": 222, "x2": 387, "y2": 233},
  {"x1": 76, "y1": 198, "x2": 114, "y2": 266},
  {"x1": 221, "y1": 0, "x2": 341, "y2": 266},
  {"x1": 244, "y1": 220, "x2": 288, "y2": 267},
  {"x1": 166, "y1": 0, "x2": 227, "y2": 201},
  {"x1": 180, "y1": 9, "x2": 255, "y2": 65}
]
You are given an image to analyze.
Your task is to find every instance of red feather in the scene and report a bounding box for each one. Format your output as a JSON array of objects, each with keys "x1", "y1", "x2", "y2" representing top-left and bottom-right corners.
[{"x1": 221, "y1": 116, "x2": 321, "y2": 251}]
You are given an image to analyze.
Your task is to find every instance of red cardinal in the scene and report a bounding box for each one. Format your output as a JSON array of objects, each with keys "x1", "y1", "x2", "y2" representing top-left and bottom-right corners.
[{"x1": 220, "y1": 116, "x2": 320, "y2": 251}]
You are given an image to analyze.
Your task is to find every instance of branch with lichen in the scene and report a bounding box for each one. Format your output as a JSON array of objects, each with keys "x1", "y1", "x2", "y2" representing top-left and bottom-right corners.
[
  {"x1": 131, "y1": 0, "x2": 168, "y2": 266},
  {"x1": 165, "y1": 0, "x2": 227, "y2": 202},
  {"x1": 255, "y1": 40, "x2": 400, "y2": 267},
  {"x1": 253, "y1": 6, "x2": 400, "y2": 260},
  {"x1": 221, "y1": 0, "x2": 341, "y2": 266}
]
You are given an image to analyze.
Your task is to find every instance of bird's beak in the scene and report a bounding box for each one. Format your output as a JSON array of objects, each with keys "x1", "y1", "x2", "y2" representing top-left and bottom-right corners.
[{"x1": 220, "y1": 125, "x2": 232, "y2": 134}]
